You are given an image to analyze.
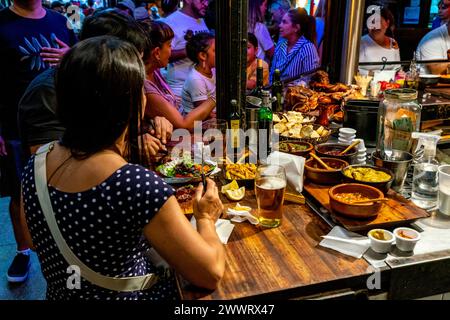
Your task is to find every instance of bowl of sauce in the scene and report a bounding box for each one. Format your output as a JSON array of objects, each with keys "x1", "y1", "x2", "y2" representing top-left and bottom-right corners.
[
  {"x1": 368, "y1": 229, "x2": 395, "y2": 254},
  {"x1": 315, "y1": 143, "x2": 358, "y2": 164}
]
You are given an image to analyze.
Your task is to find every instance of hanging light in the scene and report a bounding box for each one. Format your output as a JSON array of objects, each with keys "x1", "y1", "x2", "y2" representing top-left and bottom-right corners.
[{"x1": 296, "y1": 0, "x2": 308, "y2": 8}]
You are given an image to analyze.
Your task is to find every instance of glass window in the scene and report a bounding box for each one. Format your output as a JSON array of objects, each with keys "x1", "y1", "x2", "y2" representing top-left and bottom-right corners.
[{"x1": 429, "y1": 0, "x2": 440, "y2": 28}]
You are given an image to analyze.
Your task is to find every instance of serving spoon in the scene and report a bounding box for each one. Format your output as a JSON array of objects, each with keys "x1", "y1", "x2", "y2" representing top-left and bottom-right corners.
[
  {"x1": 309, "y1": 153, "x2": 335, "y2": 171},
  {"x1": 338, "y1": 140, "x2": 360, "y2": 156},
  {"x1": 350, "y1": 198, "x2": 389, "y2": 204}
]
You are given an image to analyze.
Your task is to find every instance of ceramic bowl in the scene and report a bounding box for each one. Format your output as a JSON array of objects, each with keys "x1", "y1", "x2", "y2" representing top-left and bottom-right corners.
[
  {"x1": 329, "y1": 183, "x2": 384, "y2": 219},
  {"x1": 393, "y1": 227, "x2": 421, "y2": 252},
  {"x1": 368, "y1": 229, "x2": 395, "y2": 253}
]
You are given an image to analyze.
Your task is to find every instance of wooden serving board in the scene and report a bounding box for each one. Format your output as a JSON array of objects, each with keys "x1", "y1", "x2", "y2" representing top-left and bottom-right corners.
[{"x1": 303, "y1": 182, "x2": 431, "y2": 232}]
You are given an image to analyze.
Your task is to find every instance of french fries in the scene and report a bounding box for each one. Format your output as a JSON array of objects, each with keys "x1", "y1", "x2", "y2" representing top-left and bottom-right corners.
[{"x1": 225, "y1": 163, "x2": 257, "y2": 180}]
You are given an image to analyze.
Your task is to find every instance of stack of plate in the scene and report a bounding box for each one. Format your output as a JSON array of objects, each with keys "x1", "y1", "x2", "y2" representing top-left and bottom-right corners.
[
  {"x1": 338, "y1": 128, "x2": 356, "y2": 144},
  {"x1": 338, "y1": 128, "x2": 366, "y2": 164},
  {"x1": 353, "y1": 138, "x2": 367, "y2": 164}
]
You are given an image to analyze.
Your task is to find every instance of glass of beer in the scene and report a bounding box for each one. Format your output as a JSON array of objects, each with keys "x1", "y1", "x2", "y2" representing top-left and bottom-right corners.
[{"x1": 255, "y1": 165, "x2": 287, "y2": 228}]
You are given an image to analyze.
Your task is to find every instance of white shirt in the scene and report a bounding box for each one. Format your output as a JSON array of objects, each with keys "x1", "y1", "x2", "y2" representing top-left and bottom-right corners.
[
  {"x1": 161, "y1": 11, "x2": 209, "y2": 97},
  {"x1": 181, "y1": 68, "x2": 216, "y2": 116},
  {"x1": 253, "y1": 22, "x2": 274, "y2": 62},
  {"x1": 417, "y1": 24, "x2": 450, "y2": 60},
  {"x1": 359, "y1": 34, "x2": 401, "y2": 71}
]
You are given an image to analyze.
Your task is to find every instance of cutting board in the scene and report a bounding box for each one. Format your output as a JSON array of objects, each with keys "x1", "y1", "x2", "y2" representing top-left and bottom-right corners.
[{"x1": 303, "y1": 182, "x2": 431, "y2": 232}]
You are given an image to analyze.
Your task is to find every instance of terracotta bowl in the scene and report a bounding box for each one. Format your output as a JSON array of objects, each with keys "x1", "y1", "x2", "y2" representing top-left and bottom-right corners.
[
  {"x1": 315, "y1": 143, "x2": 358, "y2": 164},
  {"x1": 341, "y1": 164, "x2": 394, "y2": 194},
  {"x1": 305, "y1": 157, "x2": 349, "y2": 185},
  {"x1": 328, "y1": 183, "x2": 384, "y2": 219},
  {"x1": 273, "y1": 140, "x2": 314, "y2": 158}
]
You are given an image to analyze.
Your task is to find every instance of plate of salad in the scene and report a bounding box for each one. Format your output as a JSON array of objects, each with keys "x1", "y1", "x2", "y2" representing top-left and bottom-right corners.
[{"x1": 155, "y1": 155, "x2": 218, "y2": 184}]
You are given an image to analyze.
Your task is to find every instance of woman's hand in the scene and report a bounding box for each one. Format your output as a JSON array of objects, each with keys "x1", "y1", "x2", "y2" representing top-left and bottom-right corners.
[
  {"x1": 142, "y1": 133, "x2": 165, "y2": 157},
  {"x1": 150, "y1": 116, "x2": 173, "y2": 145},
  {"x1": 193, "y1": 178, "x2": 223, "y2": 223},
  {"x1": 40, "y1": 37, "x2": 70, "y2": 67}
]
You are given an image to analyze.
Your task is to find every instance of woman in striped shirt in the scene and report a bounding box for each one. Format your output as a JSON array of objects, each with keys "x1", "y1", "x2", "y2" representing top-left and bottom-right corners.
[{"x1": 270, "y1": 8, "x2": 319, "y2": 83}]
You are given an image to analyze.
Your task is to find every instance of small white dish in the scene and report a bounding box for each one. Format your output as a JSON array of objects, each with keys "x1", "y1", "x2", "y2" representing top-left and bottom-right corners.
[
  {"x1": 393, "y1": 227, "x2": 421, "y2": 252},
  {"x1": 368, "y1": 229, "x2": 395, "y2": 254},
  {"x1": 339, "y1": 128, "x2": 356, "y2": 135}
]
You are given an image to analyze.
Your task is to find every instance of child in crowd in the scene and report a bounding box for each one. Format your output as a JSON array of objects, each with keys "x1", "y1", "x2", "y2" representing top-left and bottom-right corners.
[
  {"x1": 246, "y1": 32, "x2": 269, "y2": 91},
  {"x1": 181, "y1": 31, "x2": 216, "y2": 118},
  {"x1": 143, "y1": 22, "x2": 215, "y2": 131}
]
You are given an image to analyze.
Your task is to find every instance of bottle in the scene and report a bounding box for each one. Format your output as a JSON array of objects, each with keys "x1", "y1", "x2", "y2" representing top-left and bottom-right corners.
[
  {"x1": 229, "y1": 99, "x2": 241, "y2": 153},
  {"x1": 411, "y1": 132, "x2": 441, "y2": 209},
  {"x1": 254, "y1": 59, "x2": 264, "y2": 98},
  {"x1": 271, "y1": 69, "x2": 284, "y2": 112},
  {"x1": 405, "y1": 52, "x2": 419, "y2": 89},
  {"x1": 258, "y1": 90, "x2": 273, "y2": 162}
]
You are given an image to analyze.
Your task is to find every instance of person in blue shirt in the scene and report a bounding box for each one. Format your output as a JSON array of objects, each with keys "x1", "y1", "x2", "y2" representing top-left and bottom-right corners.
[
  {"x1": 0, "y1": 0, "x2": 76, "y2": 284},
  {"x1": 270, "y1": 7, "x2": 319, "y2": 83}
]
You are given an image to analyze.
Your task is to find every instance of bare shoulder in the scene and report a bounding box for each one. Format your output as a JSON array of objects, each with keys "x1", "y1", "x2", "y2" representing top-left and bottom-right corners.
[{"x1": 46, "y1": 144, "x2": 128, "y2": 192}]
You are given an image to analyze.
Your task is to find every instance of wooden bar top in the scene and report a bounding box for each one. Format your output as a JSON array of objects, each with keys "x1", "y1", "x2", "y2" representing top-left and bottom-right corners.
[{"x1": 177, "y1": 189, "x2": 372, "y2": 300}]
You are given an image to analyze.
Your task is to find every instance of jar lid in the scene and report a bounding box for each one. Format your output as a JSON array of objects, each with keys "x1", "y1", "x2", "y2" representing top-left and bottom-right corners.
[{"x1": 384, "y1": 88, "x2": 418, "y2": 100}]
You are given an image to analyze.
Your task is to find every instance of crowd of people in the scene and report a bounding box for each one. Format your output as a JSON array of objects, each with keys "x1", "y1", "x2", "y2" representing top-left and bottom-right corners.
[
  {"x1": 2, "y1": 0, "x2": 450, "y2": 301},
  {"x1": 359, "y1": 1, "x2": 450, "y2": 76},
  {"x1": 0, "y1": 0, "x2": 327, "y2": 300}
]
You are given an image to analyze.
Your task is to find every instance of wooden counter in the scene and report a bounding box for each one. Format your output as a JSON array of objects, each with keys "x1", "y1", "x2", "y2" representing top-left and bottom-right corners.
[{"x1": 177, "y1": 189, "x2": 373, "y2": 300}]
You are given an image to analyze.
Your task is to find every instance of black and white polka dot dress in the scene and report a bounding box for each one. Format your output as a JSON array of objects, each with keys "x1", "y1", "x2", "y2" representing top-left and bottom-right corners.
[{"x1": 22, "y1": 157, "x2": 179, "y2": 300}]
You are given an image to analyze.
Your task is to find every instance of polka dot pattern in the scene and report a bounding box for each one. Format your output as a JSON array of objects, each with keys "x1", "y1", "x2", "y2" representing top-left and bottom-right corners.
[{"x1": 22, "y1": 159, "x2": 178, "y2": 301}]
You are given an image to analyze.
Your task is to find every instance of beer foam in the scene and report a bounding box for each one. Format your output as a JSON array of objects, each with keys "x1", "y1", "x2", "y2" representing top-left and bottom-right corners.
[{"x1": 257, "y1": 177, "x2": 286, "y2": 190}]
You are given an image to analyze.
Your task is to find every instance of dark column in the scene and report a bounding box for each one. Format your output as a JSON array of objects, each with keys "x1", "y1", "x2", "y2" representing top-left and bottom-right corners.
[
  {"x1": 321, "y1": 0, "x2": 348, "y2": 82},
  {"x1": 215, "y1": 0, "x2": 248, "y2": 120}
]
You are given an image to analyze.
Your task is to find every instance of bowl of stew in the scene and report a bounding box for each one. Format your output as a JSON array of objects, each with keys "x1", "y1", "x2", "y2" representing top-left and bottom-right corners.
[
  {"x1": 315, "y1": 143, "x2": 358, "y2": 164},
  {"x1": 329, "y1": 183, "x2": 384, "y2": 219},
  {"x1": 304, "y1": 157, "x2": 349, "y2": 185}
]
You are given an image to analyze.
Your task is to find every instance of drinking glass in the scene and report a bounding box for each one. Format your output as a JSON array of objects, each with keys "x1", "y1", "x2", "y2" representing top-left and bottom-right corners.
[
  {"x1": 438, "y1": 165, "x2": 450, "y2": 216},
  {"x1": 255, "y1": 165, "x2": 287, "y2": 228},
  {"x1": 202, "y1": 119, "x2": 228, "y2": 164}
]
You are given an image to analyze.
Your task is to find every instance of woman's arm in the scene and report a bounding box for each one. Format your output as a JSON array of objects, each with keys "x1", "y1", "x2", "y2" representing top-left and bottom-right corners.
[
  {"x1": 146, "y1": 93, "x2": 215, "y2": 131},
  {"x1": 143, "y1": 179, "x2": 225, "y2": 290}
]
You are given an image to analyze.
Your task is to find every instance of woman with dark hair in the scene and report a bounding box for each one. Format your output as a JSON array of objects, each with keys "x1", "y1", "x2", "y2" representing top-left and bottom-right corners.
[
  {"x1": 22, "y1": 36, "x2": 225, "y2": 300},
  {"x1": 248, "y1": 0, "x2": 274, "y2": 61},
  {"x1": 269, "y1": 8, "x2": 319, "y2": 83},
  {"x1": 143, "y1": 21, "x2": 216, "y2": 130},
  {"x1": 359, "y1": 7, "x2": 400, "y2": 72},
  {"x1": 181, "y1": 31, "x2": 216, "y2": 117}
]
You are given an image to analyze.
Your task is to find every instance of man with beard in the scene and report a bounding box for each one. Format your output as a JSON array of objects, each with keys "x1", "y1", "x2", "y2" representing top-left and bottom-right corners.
[
  {"x1": 0, "y1": 0, "x2": 76, "y2": 283},
  {"x1": 161, "y1": 0, "x2": 210, "y2": 99}
]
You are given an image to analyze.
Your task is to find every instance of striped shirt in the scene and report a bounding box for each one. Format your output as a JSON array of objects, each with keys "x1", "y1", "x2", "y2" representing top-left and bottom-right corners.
[{"x1": 270, "y1": 36, "x2": 319, "y2": 83}]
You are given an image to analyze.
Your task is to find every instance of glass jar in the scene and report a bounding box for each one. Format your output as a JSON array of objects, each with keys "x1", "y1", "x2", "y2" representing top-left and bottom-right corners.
[{"x1": 376, "y1": 89, "x2": 421, "y2": 156}]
